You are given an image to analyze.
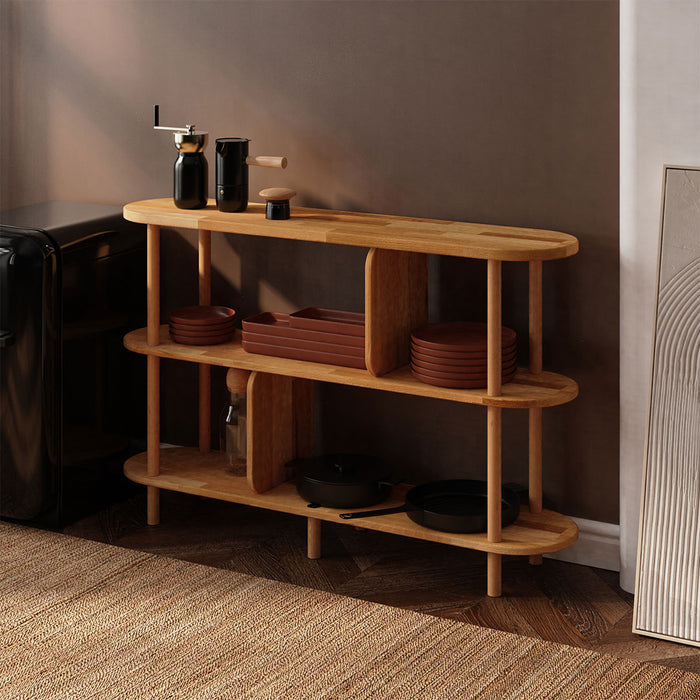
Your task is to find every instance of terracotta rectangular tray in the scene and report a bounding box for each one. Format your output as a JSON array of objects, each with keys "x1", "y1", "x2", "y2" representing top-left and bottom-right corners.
[
  {"x1": 242, "y1": 330, "x2": 365, "y2": 357},
  {"x1": 242, "y1": 338, "x2": 367, "y2": 369},
  {"x1": 242, "y1": 312, "x2": 364, "y2": 348},
  {"x1": 288, "y1": 308, "x2": 365, "y2": 337}
]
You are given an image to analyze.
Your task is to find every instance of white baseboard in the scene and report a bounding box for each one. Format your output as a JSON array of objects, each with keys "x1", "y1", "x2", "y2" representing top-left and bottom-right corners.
[{"x1": 545, "y1": 517, "x2": 620, "y2": 572}]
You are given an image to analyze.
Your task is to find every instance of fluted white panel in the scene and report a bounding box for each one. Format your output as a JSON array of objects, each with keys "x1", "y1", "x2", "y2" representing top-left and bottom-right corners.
[{"x1": 635, "y1": 254, "x2": 700, "y2": 646}]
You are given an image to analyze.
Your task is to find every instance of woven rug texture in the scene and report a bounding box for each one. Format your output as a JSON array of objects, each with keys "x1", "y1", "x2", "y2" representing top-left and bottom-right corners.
[{"x1": 1, "y1": 522, "x2": 699, "y2": 699}]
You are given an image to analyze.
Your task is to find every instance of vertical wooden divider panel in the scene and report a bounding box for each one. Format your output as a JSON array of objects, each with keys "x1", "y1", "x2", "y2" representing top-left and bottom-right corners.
[
  {"x1": 146, "y1": 224, "x2": 161, "y2": 525},
  {"x1": 365, "y1": 248, "x2": 428, "y2": 376},
  {"x1": 247, "y1": 372, "x2": 295, "y2": 493}
]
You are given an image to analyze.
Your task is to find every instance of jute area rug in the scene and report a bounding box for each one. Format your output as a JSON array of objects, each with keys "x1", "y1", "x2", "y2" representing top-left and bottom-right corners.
[{"x1": 1, "y1": 523, "x2": 698, "y2": 699}]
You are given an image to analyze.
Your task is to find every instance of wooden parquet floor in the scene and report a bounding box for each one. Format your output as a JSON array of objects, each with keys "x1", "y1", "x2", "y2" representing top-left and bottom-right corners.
[{"x1": 63, "y1": 489, "x2": 700, "y2": 674}]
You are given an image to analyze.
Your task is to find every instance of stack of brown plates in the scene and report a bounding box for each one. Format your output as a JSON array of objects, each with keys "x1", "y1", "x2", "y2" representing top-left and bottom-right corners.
[
  {"x1": 169, "y1": 305, "x2": 236, "y2": 346},
  {"x1": 241, "y1": 308, "x2": 366, "y2": 369},
  {"x1": 410, "y1": 322, "x2": 517, "y2": 389}
]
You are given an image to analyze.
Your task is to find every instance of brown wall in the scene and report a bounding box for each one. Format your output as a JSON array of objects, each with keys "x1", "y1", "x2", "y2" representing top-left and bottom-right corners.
[{"x1": 0, "y1": 1, "x2": 619, "y2": 522}]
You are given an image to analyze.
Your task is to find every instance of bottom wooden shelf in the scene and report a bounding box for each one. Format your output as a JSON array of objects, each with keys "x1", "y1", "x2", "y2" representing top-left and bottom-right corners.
[{"x1": 124, "y1": 447, "x2": 578, "y2": 557}]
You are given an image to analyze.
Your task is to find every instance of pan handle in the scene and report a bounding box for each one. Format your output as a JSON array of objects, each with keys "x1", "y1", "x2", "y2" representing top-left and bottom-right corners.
[{"x1": 339, "y1": 504, "x2": 413, "y2": 519}]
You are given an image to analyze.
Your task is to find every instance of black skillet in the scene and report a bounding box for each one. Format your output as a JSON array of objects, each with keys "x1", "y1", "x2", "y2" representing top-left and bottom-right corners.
[{"x1": 339, "y1": 479, "x2": 519, "y2": 534}]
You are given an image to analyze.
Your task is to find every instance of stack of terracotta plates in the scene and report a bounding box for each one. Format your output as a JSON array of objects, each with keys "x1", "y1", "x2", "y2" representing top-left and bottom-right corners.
[
  {"x1": 410, "y1": 321, "x2": 517, "y2": 389},
  {"x1": 169, "y1": 305, "x2": 236, "y2": 345}
]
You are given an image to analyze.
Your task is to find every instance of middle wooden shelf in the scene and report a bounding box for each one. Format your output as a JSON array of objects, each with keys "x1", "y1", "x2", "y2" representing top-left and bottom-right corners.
[{"x1": 124, "y1": 326, "x2": 578, "y2": 409}]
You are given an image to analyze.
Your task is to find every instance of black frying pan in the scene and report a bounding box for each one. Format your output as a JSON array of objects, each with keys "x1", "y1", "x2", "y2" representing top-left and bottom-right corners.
[{"x1": 339, "y1": 479, "x2": 519, "y2": 534}]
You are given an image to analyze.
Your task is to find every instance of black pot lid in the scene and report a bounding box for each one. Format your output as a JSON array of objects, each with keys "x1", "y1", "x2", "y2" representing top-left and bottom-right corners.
[{"x1": 288, "y1": 454, "x2": 391, "y2": 486}]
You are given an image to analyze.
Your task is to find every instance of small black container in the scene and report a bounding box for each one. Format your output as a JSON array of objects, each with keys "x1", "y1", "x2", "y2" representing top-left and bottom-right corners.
[
  {"x1": 216, "y1": 138, "x2": 250, "y2": 213},
  {"x1": 266, "y1": 199, "x2": 291, "y2": 220}
]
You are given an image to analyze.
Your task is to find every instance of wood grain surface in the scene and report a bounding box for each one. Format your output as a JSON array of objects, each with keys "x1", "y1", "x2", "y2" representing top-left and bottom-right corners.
[
  {"x1": 124, "y1": 327, "x2": 579, "y2": 409},
  {"x1": 123, "y1": 447, "x2": 578, "y2": 556},
  {"x1": 123, "y1": 199, "x2": 579, "y2": 262},
  {"x1": 247, "y1": 372, "x2": 295, "y2": 493}
]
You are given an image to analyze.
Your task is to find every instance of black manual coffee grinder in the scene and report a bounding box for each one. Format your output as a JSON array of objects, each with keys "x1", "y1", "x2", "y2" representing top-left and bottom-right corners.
[{"x1": 153, "y1": 105, "x2": 209, "y2": 209}]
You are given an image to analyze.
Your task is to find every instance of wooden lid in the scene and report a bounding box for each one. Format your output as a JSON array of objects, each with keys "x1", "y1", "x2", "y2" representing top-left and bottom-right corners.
[{"x1": 259, "y1": 187, "x2": 296, "y2": 201}]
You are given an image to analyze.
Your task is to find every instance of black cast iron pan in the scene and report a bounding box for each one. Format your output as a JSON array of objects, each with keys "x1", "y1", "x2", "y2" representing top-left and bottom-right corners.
[
  {"x1": 339, "y1": 479, "x2": 519, "y2": 534},
  {"x1": 288, "y1": 453, "x2": 399, "y2": 509}
]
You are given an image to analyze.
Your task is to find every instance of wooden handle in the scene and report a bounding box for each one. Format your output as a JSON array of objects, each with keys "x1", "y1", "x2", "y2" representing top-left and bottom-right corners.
[{"x1": 246, "y1": 155, "x2": 287, "y2": 169}]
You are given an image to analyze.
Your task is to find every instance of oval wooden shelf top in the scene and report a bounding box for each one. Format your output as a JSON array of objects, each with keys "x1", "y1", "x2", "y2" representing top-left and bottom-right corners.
[
  {"x1": 124, "y1": 327, "x2": 579, "y2": 408},
  {"x1": 123, "y1": 198, "x2": 579, "y2": 262},
  {"x1": 124, "y1": 447, "x2": 579, "y2": 556}
]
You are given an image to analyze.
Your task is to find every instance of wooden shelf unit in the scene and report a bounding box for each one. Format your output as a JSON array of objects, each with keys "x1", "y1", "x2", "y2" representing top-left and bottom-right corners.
[{"x1": 122, "y1": 198, "x2": 580, "y2": 597}]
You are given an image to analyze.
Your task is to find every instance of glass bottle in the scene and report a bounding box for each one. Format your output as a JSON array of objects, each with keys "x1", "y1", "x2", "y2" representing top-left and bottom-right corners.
[{"x1": 220, "y1": 391, "x2": 247, "y2": 476}]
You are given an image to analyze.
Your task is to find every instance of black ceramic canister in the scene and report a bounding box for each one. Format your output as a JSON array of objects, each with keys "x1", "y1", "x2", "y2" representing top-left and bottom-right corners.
[
  {"x1": 174, "y1": 152, "x2": 208, "y2": 209},
  {"x1": 216, "y1": 138, "x2": 250, "y2": 212}
]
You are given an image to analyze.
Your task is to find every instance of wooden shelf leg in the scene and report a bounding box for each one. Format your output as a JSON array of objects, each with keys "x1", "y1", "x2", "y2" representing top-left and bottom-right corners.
[
  {"x1": 487, "y1": 259, "x2": 503, "y2": 597},
  {"x1": 199, "y1": 364, "x2": 211, "y2": 453},
  {"x1": 529, "y1": 407, "x2": 543, "y2": 566},
  {"x1": 487, "y1": 552, "x2": 502, "y2": 597},
  {"x1": 197, "y1": 229, "x2": 212, "y2": 454},
  {"x1": 487, "y1": 405, "x2": 503, "y2": 597},
  {"x1": 147, "y1": 224, "x2": 160, "y2": 347},
  {"x1": 528, "y1": 261, "x2": 543, "y2": 375},
  {"x1": 147, "y1": 355, "x2": 160, "y2": 525},
  {"x1": 198, "y1": 229, "x2": 211, "y2": 306},
  {"x1": 146, "y1": 224, "x2": 161, "y2": 525},
  {"x1": 529, "y1": 260, "x2": 543, "y2": 565},
  {"x1": 307, "y1": 517, "x2": 322, "y2": 559}
]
